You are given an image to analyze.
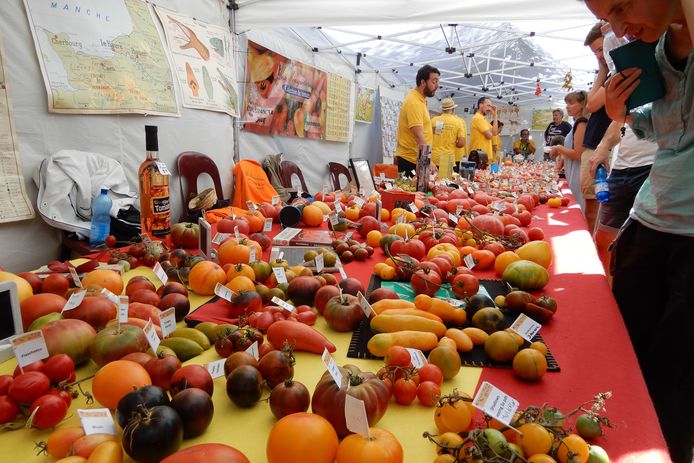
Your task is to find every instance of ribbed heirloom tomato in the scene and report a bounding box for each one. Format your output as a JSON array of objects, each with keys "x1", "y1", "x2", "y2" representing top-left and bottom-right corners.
[{"x1": 336, "y1": 427, "x2": 403, "y2": 463}]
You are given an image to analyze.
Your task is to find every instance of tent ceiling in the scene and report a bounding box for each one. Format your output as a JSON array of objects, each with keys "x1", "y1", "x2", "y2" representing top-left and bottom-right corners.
[{"x1": 232, "y1": 1, "x2": 601, "y2": 109}]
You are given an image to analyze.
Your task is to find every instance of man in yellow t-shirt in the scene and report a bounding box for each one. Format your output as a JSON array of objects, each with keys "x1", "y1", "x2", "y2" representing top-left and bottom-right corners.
[
  {"x1": 513, "y1": 128, "x2": 537, "y2": 160},
  {"x1": 468, "y1": 97, "x2": 498, "y2": 163},
  {"x1": 454, "y1": 114, "x2": 468, "y2": 165},
  {"x1": 394, "y1": 64, "x2": 440, "y2": 176},
  {"x1": 430, "y1": 98, "x2": 466, "y2": 178}
]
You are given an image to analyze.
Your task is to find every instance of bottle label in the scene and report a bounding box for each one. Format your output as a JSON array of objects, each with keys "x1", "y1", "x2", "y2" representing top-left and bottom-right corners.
[
  {"x1": 595, "y1": 183, "x2": 609, "y2": 193},
  {"x1": 150, "y1": 196, "x2": 171, "y2": 236}
]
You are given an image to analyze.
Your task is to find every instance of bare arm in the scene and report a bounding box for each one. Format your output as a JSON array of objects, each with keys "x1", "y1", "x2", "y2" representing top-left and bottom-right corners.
[
  {"x1": 456, "y1": 137, "x2": 466, "y2": 149},
  {"x1": 410, "y1": 125, "x2": 427, "y2": 146},
  {"x1": 549, "y1": 123, "x2": 587, "y2": 161},
  {"x1": 684, "y1": 0, "x2": 694, "y2": 46},
  {"x1": 589, "y1": 121, "x2": 622, "y2": 176},
  {"x1": 587, "y1": 65, "x2": 608, "y2": 112}
]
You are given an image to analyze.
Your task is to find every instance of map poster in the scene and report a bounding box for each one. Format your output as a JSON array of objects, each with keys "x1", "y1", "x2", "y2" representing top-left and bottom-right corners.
[
  {"x1": 532, "y1": 108, "x2": 554, "y2": 131},
  {"x1": 0, "y1": 36, "x2": 35, "y2": 223},
  {"x1": 325, "y1": 73, "x2": 353, "y2": 142},
  {"x1": 355, "y1": 85, "x2": 376, "y2": 123},
  {"x1": 243, "y1": 41, "x2": 330, "y2": 139},
  {"x1": 154, "y1": 7, "x2": 238, "y2": 117},
  {"x1": 23, "y1": 0, "x2": 178, "y2": 116}
]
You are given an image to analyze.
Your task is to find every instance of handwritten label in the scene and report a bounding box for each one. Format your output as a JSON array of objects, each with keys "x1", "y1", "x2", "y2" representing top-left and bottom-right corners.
[
  {"x1": 269, "y1": 247, "x2": 280, "y2": 261},
  {"x1": 272, "y1": 195, "x2": 280, "y2": 206},
  {"x1": 155, "y1": 161, "x2": 171, "y2": 176},
  {"x1": 335, "y1": 201, "x2": 343, "y2": 213},
  {"x1": 100, "y1": 288, "x2": 119, "y2": 305},
  {"x1": 464, "y1": 254, "x2": 476, "y2": 269},
  {"x1": 315, "y1": 253, "x2": 324, "y2": 273},
  {"x1": 491, "y1": 201, "x2": 506, "y2": 212},
  {"x1": 78, "y1": 409, "x2": 117, "y2": 435},
  {"x1": 234, "y1": 226, "x2": 240, "y2": 240},
  {"x1": 354, "y1": 197, "x2": 365, "y2": 207},
  {"x1": 473, "y1": 381, "x2": 519, "y2": 426},
  {"x1": 321, "y1": 348, "x2": 343, "y2": 388},
  {"x1": 69, "y1": 267, "x2": 82, "y2": 287},
  {"x1": 409, "y1": 203, "x2": 419, "y2": 213},
  {"x1": 344, "y1": 232, "x2": 353, "y2": 241},
  {"x1": 263, "y1": 218, "x2": 273, "y2": 232},
  {"x1": 62, "y1": 290, "x2": 86, "y2": 312},
  {"x1": 153, "y1": 262, "x2": 168, "y2": 285},
  {"x1": 380, "y1": 173, "x2": 386, "y2": 182},
  {"x1": 207, "y1": 359, "x2": 226, "y2": 379},
  {"x1": 446, "y1": 298, "x2": 465, "y2": 307},
  {"x1": 336, "y1": 259, "x2": 347, "y2": 280},
  {"x1": 357, "y1": 292, "x2": 374, "y2": 317},
  {"x1": 245, "y1": 340, "x2": 259, "y2": 360},
  {"x1": 246, "y1": 201, "x2": 257, "y2": 212},
  {"x1": 143, "y1": 319, "x2": 160, "y2": 352},
  {"x1": 272, "y1": 296, "x2": 295, "y2": 312},
  {"x1": 249, "y1": 246, "x2": 256, "y2": 263},
  {"x1": 448, "y1": 212, "x2": 459, "y2": 223},
  {"x1": 212, "y1": 232, "x2": 231, "y2": 245},
  {"x1": 406, "y1": 348, "x2": 427, "y2": 368},
  {"x1": 272, "y1": 267, "x2": 288, "y2": 285},
  {"x1": 10, "y1": 331, "x2": 49, "y2": 367},
  {"x1": 456, "y1": 205, "x2": 464, "y2": 216},
  {"x1": 384, "y1": 182, "x2": 393, "y2": 190},
  {"x1": 344, "y1": 395, "x2": 371, "y2": 437},
  {"x1": 214, "y1": 282, "x2": 234, "y2": 301},
  {"x1": 410, "y1": 169, "x2": 417, "y2": 176},
  {"x1": 329, "y1": 212, "x2": 339, "y2": 226},
  {"x1": 509, "y1": 314, "x2": 542, "y2": 342},
  {"x1": 160, "y1": 308, "x2": 177, "y2": 338},
  {"x1": 118, "y1": 295, "x2": 129, "y2": 323},
  {"x1": 396, "y1": 214, "x2": 406, "y2": 224}
]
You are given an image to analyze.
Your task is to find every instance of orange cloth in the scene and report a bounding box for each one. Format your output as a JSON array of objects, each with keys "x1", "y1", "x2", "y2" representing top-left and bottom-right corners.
[{"x1": 231, "y1": 159, "x2": 278, "y2": 208}]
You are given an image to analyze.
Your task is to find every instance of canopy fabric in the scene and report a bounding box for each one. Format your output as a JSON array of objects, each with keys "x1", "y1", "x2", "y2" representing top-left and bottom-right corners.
[{"x1": 233, "y1": 0, "x2": 595, "y2": 30}]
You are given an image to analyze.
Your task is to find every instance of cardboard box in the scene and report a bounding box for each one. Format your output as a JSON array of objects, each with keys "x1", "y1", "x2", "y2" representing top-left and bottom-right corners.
[{"x1": 379, "y1": 190, "x2": 416, "y2": 211}]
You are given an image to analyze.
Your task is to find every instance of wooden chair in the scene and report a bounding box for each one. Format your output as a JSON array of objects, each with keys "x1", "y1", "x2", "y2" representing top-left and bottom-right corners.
[
  {"x1": 177, "y1": 151, "x2": 224, "y2": 222},
  {"x1": 328, "y1": 162, "x2": 353, "y2": 191},
  {"x1": 280, "y1": 160, "x2": 309, "y2": 193},
  {"x1": 60, "y1": 232, "x2": 99, "y2": 260}
]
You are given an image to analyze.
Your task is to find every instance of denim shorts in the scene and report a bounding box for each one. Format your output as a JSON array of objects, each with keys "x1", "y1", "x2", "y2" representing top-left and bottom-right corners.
[{"x1": 597, "y1": 164, "x2": 652, "y2": 232}]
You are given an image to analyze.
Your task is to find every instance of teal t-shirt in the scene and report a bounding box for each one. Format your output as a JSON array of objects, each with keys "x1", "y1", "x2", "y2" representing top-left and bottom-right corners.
[{"x1": 629, "y1": 33, "x2": 694, "y2": 236}]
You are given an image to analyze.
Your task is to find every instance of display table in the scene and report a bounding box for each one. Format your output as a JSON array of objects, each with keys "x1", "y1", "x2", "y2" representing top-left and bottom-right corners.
[{"x1": 0, "y1": 188, "x2": 669, "y2": 463}]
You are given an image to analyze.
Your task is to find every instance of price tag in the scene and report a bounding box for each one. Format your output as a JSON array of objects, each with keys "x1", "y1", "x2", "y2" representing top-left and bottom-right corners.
[
  {"x1": 62, "y1": 290, "x2": 86, "y2": 312},
  {"x1": 329, "y1": 212, "x2": 339, "y2": 226},
  {"x1": 380, "y1": 173, "x2": 386, "y2": 182},
  {"x1": 69, "y1": 267, "x2": 82, "y2": 287},
  {"x1": 464, "y1": 254, "x2": 476, "y2": 269},
  {"x1": 384, "y1": 182, "x2": 393, "y2": 191},
  {"x1": 410, "y1": 169, "x2": 417, "y2": 176},
  {"x1": 344, "y1": 232, "x2": 353, "y2": 241},
  {"x1": 509, "y1": 314, "x2": 542, "y2": 342},
  {"x1": 271, "y1": 195, "x2": 280, "y2": 206},
  {"x1": 160, "y1": 307, "x2": 177, "y2": 338},
  {"x1": 315, "y1": 253, "x2": 324, "y2": 273},
  {"x1": 321, "y1": 348, "x2": 343, "y2": 388},
  {"x1": 143, "y1": 319, "x2": 160, "y2": 352},
  {"x1": 207, "y1": 359, "x2": 227, "y2": 379},
  {"x1": 212, "y1": 232, "x2": 231, "y2": 245},
  {"x1": 322, "y1": 215, "x2": 328, "y2": 223},
  {"x1": 335, "y1": 191, "x2": 342, "y2": 202},
  {"x1": 396, "y1": 214, "x2": 406, "y2": 224},
  {"x1": 272, "y1": 296, "x2": 295, "y2": 312},
  {"x1": 297, "y1": 188, "x2": 304, "y2": 197},
  {"x1": 335, "y1": 259, "x2": 347, "y2": 280},
  {"x1": 354, "y1": 197, "x2": 365, "y2": 207},
  {"x1": 467, "y1": 187, "x2": 475, "y2": 195},
  {"x1": 322, "y1": 184, "x2": 329, "y2": 196},
  {"x1": 344, "y1": 395, "x2": 371, "y2": 437},
  {"x1": 456, "y1": 205, "x2": 464, "y2": 216},
  {"x1": 198, "y1": 217, "x2": 212, "y2": 258},
  {"x1": 78, "y1": 409, "x2": 117, "y2": 435},
  {"x1": 245, "y1": 340, "x2": 260, "y2": 360},
  {"x1": 409, "y1": 203, "x2": 419, "y2": 213},
  {"x1": 100, "y1": 288, "x2": 119, "y2": 305},
  {"x1": 473, "y1": 381, "x2": 519, "y2": 427},
  {"x1": 334, "y1": 201, "x2": 343, "y2": 213},
  {"x1": 491, "y1": 201, "x2": 506, "y2": 212},
  {"x1": 350, "y1": 185, "x2": 357, "y2": 194},
  {"x1": 155, "y1": 161, "x2": 171, "y2": 176},
  {"x1": 10, "y1": 331, "x2": 49, "y2": 367},
  {"x1": 234, "y1": 226, "x2": 240, "y2": 240},
  {"x1": 246, "y1": 200, "x2": 257, "y2": 212},
  {"x1": 214, "y1": 282, "x2": 234, "y2": 301},
  {"x1": 153, "y1": 262, "x2": 168, "y2": 285},
  {"x1": 446, "y1": 298, "x2": 465, "y2": 307},
  {"x1": 357, "y1": 292, "x2": 374, "y2": 317},
  {"x1": 269, "y1": 247, "x2": 280, "y2": 261},
  {"x1": 118, "y1": 295, "x2": 129, "y2": 323},
  {"x1": 406, "y1": 348, "x2": 427, "y2": 368},
  {"x1": 249, "y1": 246, "x2": 256, "y2": 263},
  {"x1": 263, "y1": 218, "x2": 273, "y2": 232},
  {"x1": 272, "y1": 267, "x2": 288, "y2": 285},
  {"x1": 448, "y1": 212, "x2": 459, "y2": 223}
]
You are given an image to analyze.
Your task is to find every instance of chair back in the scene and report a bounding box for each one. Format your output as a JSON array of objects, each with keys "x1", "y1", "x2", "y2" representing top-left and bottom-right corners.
[
  {"x1": 177, "y1": 151, "x2": 224, "y2": 221},
  {"x1": 280, "y1": 160, "x2": 309, "y2": 193},
  {"x1": 328, "y1": 162, "x2": 352, "y2": 191}
]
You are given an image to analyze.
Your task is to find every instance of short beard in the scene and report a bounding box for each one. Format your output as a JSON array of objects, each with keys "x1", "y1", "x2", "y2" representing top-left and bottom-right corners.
[{"x1": 424, "y1": 87, "x2": 436, "y2": 97}]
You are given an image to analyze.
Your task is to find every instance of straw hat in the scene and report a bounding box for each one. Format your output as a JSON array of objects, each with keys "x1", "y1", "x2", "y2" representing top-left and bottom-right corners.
[
  {"x1": 249, "y1": 52, "x2": 274, "y2": 82},
  {"x1": 441, "y1": 98, "x2": 457, "y2": 111}
]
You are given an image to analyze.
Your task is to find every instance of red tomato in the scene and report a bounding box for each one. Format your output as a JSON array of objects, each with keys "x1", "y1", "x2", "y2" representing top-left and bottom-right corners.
[
  {"x1": 8, "y1": 371, "x2": 51, "y2": 404},
  {"x1": 416, "y1": 381, "x2": 441, "y2": 407},
  {"x1": 145, "y1": 354, "x2": 182, "y2": 391},
  {"x1": 451, "y1": 273, "x2": 480, "y2": 298},
  {"x1": 296, "y1": 311, "x2": 317, "y2": 325},
  {"x1": 410, "y1": 268, "x2": 442, "y2": 297},
  {"x1": 29, "y1": 394, "x2": 68, "y2": 429},
  {"x1": 384, "y1": 346, "x2": 412, "y2": 368},
  {"x1": 393, "y1": 378, "x2": 417, "y2": 405},
  {"x1": 255, "y1": 311, "x2": 275, "y2": 332},
  {"x1": 48, "y1": 388, "x2": 73, "y2": 407},
  {"x1": 268, "y1": 379, "x2": 310, "y2": 419},
  {"x1": 0, "y1": 375, "x2": 13, "y2": 395},
  {"x1": 44, "y1": 354, "x2": 75, "y2": 384},
  {"x1": 13, "y1": 360, "x2": 46, "y2": 377},
  {"x1": 0, "y1": 395, "x2": 19, "y2": 423},
  {"x1": 417, "y1": 364, "x2": 444, "y2": 386}
]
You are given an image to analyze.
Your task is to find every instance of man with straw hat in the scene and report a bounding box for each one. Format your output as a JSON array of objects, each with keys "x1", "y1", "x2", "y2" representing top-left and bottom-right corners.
[{"x1": 431, "y1": 97, "x2": 466, "y2": 178}]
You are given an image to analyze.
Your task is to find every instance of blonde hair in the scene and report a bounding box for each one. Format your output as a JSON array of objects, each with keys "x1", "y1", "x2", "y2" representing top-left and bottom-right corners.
[{"x1": 564, "y1": 90, "x2": 589, "y2": 118}]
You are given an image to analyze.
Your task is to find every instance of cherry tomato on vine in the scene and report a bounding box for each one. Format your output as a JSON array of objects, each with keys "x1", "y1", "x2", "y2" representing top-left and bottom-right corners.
[
  {"x1": 0, "y1": 395, "x2": 19, "y2": 424},
  {"x1": 44, "y1": 354, "x2": 75, "y2": 384},
  {"x1": 104, "y1": 235, "x2": 117, "y2": 247},
  {"x1": 0, "y1": 375, "x2": 13, "y2": 395},
  {"x1": 384, "y1": 346, "x2": 412, "y2": 368},
  {"x1": 417, "y1": 364, "x2": 444, "y2": 386},
  {"x1": 29, "y1": 394, "x2": 68, "y2": 429},
  {"x1": 48, "y1": 388, "x2": 73, "y2": 407},
  {"x1": 393, "y1": 377, "x2": 417, "y2": 405},
  {"x1": 416, "y1": 381, "x2": 441, "y2": 407}
]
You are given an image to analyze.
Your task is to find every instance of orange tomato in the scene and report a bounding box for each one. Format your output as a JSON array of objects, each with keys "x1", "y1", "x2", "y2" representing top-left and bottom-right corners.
[
  {"x1": 494, "y1": 251, "x2": 521, "y2": 276},
  {"x1": 380, "y1": 208, "x2": 391, "y2": 222},
  {"x1": 226, "y1": 263, "x2": 255, "y2": 281},
  {"x1": 528, "y1": 455, "x2": 558, "y2": 463},
  {"x1": 302, "y1": 205, "x2": 324, "y2": 227},
  {"x1": 92, "y1": 360, "x2": 151, "y2": 410},
  {"x1": 85, "y1": 440, "x2": 123, "y2": 463},
  {"x1": 46, "y1": 426, "x2": 86, "y2": 458},
  {"x1": 345, "y1": 206, "x2": 361, "y2": 221},
  {"x1": 471, "y1": 249, "x2": 496, "y2": 270},
  {"x1": 517, "y1": 423, "x2": 553, "y2": 457},
  {"x1": 81, "y1": 269, "x2": 124, "y2": 295},
  {"x1": 336, "y1": 428, "x2": 403, "y2": 463},
  {"x1": 188, "y1": 261, "x2": 227, "y2": 296},
  {"x1": 367, "y1": 230, "x2": 383, "y2": 247},
  {"x1": 459, "y1": 245, "x2": 477, "y2": 256},
  {"x1": 555, "y1": 434, "x2": 590, "y2": 463},
  {"x1": 434, "y1": 398, "x2": 472, "y2": 433},
  {"x1": 226, "y1": 275, "x2": 256, "y2": 293},
  {"x1": 512, "y1": 348, "x2": 548, "y2": 382},
  {"x1": 267, "y1": 413, "x2": 338, "y2": 463}
]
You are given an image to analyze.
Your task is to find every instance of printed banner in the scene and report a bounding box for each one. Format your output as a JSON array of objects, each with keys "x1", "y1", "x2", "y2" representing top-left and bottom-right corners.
[
  {"x1": 355, "y1": 85, "x2": 376, "y2": 123},
  {"x1": 532, "y1": 108, "x2": 554, "y2": 131}
]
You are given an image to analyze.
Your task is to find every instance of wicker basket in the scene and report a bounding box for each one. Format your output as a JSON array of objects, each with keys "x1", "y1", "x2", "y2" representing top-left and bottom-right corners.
[{"x1": 188, "y1": 187, "x2": 218, "y2": 212}]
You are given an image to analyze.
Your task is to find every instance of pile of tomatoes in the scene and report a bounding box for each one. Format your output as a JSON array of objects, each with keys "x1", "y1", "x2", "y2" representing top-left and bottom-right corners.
[{"x1": 377, "y1": 346, "x2": 445, "y2": 407}]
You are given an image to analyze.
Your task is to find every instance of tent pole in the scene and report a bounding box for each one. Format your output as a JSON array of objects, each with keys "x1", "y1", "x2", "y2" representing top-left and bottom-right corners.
[{"x1": 227, "y1": 0, "x2": 241, "y2": 164}]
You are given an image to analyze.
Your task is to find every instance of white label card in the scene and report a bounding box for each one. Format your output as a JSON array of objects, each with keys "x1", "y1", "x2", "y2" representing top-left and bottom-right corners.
[
  {"x1": 214, "y1": 282, "x2": 234, "y2": 301},
  {"x1": 509, "y1": 314, "x2": 542, "y2": 342},
  {"x1": 410, "y1": 169, "x2": 417, "y2": 176},
  {"x1": 464, "y1": 254, "x2": 476, "y2": 270},
  {"x1": 62, "y1": 290, "x2": 86, "y2": 312},
  {"x1": 456, "y1": 205, "x2": 464, "y2": 215},
  {"x1": 357, "y1": 292, "x2": 374, "y2": 317},
  {"x1": 100, "y1": 288, "x2": 119, "y2": 305},
  {"x1": 246, "y1": 201, "x2": 257, "y2": 212},
  {"x1": 448, "y1": 212, "x2": 459, "y2": 223},
  {"x1": 69, "y1": 267, "x2": 82, "y2": 287},
  {"x1": 245, "y1": 340, "x2": 260, "y2": 360},
  {"x1": 329, "y1": 212, "x2": 339, "y2": 226},
  {"x1": 321, "y1": 348, "x2": 343, "y2": 388},
  {"x1": 336, "y1": 259, "x2": 347, "y2": 280},
  {"x1": 272, "y1": 296, "x2": 295, "y2": 312},
  {"x1": 199, "y1": 218, "x2": 212, "y2": 256},
  {"x1": 315, "y1": 253, "x2": 324, "y2": 273},
  {"x1": 207, "y1": 359, "x2": 226, "y2": 379},
  {"x1": 344, "y1": 395, "x2": 371, "y2": 437},
  {"x1": 118, "y1": 295, "x2": 129, "y2": 323},
  {"x1": 344, "y1": 232, "x2": 353, "y2": 241},
  {"x1": 492, "y1": 201, "x2": 506, "y2": 212},
  {"x1": 380, "y1": 173, "x2": 386, "y2": 182},
  {"x1": 212, "y1": 233, "x2": 231, "y2": 245},
  {"x1": 234, "y1": 226, "x2": 240, "y2": 240},
  {"x1": 263, "y1": 218, "x2": 273, "y2": 232},
  {"x1": 473, "y1": 381, "x2": 519, "y2": 427},
  {"x1": 10, "y1": 331, "x2": 49, "y2": 367},
  {"x1": 143, "y1": 319, "x2": 161, "y2": 352},
  {"x1": 355, "y1": 197, "x2": 365, "y2": 207},
  {"x1": 269, "y1": 247, "x2": 280, "y2": 261},
  {"x1": 446, "y1": 298, "x2": 465, "y2": 307},
  {"x1": 272, "y1": 195, "x2": 280, "y2": 206},
  {"x1": 153, "y1": 262, "x2": 168, "y2": 285},
  {"x1": 335, "y1": 201, "x2": 343, "y2": 213},
  {"x1": 155, "y1": 162, "x2": 171, "y2": 176},
  {"x1": 409, "y1": 203, "x2": 419, "y2": 213},
  {"x1": 407, "y1": 348, "x2": 427, "y2": 368},
  {"x1": 78, "y1": 409, "x2": 117, "y2": 435},
  {"x1": 272, "y1": 267, "x2": 288, "y2": 285},
  {"x1": 249, "y1": 247, "x2": 256, "y2": 263},
  {"x1": 385, "y1": 182, "x2": 393, "y2": 190},
  {"x1": 160, "y1": 308, "x2": 177, "y2": 338}
]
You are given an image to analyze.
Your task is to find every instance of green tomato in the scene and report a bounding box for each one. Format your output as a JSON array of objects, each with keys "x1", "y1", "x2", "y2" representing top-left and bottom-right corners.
[{"x1": 587, "y1": 444, "x2": 610, "y2": 463}]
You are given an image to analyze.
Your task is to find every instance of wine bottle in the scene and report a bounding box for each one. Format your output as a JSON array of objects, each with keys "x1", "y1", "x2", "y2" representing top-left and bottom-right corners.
[{"x1": 138, "y1": 125, "x2": 171, "y2": 240}]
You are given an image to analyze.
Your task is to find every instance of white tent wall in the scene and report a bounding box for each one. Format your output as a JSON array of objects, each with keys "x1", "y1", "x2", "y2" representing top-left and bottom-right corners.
[{"x1": 0, "y1": 0, "x2": 235, "y2": 273}]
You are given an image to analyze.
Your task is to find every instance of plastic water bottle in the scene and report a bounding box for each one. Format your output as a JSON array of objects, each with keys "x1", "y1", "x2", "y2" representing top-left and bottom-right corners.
[
  {"x1": 602, "y1": 23, "x2": 629, "y2": 74},
  {"x1": 89, "y1": 188, "x2": 112, "y2": 246},
  {"x1": 594, "y1": 165, "x2": 610, "y2": 203}
]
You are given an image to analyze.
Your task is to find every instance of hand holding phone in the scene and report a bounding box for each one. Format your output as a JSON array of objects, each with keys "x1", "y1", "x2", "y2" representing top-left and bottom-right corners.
[{"x1": 608, "y1": 40, "x2": 665, "y2": 110}]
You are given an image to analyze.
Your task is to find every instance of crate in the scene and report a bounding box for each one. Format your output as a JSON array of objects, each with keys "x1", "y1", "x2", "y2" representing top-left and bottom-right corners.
[{"x1": 379, "y1": 189, "x2": 416, "y2": 211}]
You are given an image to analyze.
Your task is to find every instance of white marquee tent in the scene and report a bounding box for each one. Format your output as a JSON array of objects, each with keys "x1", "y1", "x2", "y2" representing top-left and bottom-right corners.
[{"x1": 0, "y1": 0, "x2": 599, "y2": 272}]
